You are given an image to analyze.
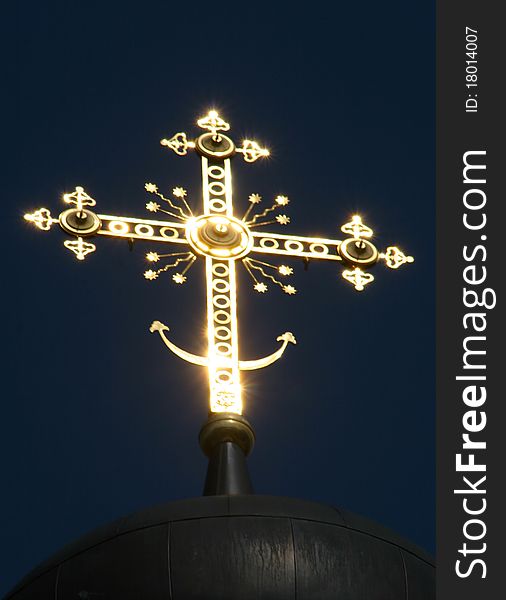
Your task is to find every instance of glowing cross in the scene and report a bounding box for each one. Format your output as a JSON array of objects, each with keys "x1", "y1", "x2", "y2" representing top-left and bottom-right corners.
[{"x1": 24, "y1": 110, "x2": 414, "y2": 416}]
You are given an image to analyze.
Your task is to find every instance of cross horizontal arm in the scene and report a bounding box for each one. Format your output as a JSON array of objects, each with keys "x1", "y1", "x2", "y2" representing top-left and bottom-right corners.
[
  {"x1": 97, "y1": 214, "x2": 189, "y2": 246},
  {"x1": 250, "y1": 231, "x2": 343, "y2": 262}
]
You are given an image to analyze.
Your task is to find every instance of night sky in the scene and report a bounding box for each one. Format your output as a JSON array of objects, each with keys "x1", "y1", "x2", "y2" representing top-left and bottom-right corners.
[{"x1": 3, "y1": 1, "x2": 434, "y2": 594}]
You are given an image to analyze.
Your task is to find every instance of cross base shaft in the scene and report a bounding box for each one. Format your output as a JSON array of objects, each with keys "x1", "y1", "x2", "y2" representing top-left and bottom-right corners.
[{"x1": 199, "y1": 413, "x2": 255, "y2": 495}]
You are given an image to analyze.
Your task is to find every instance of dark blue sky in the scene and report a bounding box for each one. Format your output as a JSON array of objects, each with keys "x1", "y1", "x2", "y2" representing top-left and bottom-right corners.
[{"x1": 3, "y1": 1, "x2": 434, "y2": 594}]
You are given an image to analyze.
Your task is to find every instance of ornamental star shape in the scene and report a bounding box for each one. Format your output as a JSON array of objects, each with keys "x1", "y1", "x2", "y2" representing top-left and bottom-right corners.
[
  {"x1": 283, "y1": 285, "x2": 297, "y2": 295},
  {"x1": 275, "y1": 195, "x2": 289, "y2": 206},
  {"x1": 278, "y1": 265, "x2": 293, "y2": 276},
  {"x1": 146, "y1": 201, "x2": 160, "y2": 212},
  {"x1": 276, "y1": 214, "x2": 290, "y2": 225},
  {"x1": 254, "y1": 282, "x2": 268, "y2": 293},
  {"x1": 144, "y1": 270, "x2": 158, "y2": 280},
  {"x1": 249, "y1": 193, "x2": 262, "y2": 204},
  {"x1": 172, "y1": 187, "x2": 187, "y2": 198},
  {"x1": 173, "y1": 273, "x2": 187, "y2": 284},
  {"x1": 146, "y1": 252, "x2": 160, "y2": 262},
  {"x1": 145, "y1": 182, "x2": 158, "y2": 193}
]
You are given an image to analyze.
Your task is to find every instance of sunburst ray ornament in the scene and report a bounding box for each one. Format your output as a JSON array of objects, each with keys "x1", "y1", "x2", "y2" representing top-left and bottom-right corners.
[
  {"x1": 144, "y1": 183, "x2": 192, "y2": 220},
  {"x1": 242, "y1": 257, "x2": 297, "y2": 294},
  {"x1": 24, "y1": 109, "x2": 414, "y2": 416},
  {"x1": 143, "y1": 251, "x2": 196, "y2": 282},
  {"x1": 244, "y1": 194, "x2": 290, "y2": 226}
]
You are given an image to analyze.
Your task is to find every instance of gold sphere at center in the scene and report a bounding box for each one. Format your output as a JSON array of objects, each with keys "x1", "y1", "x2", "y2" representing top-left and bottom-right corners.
[{"x1": 215, "y1": 223, "x2": 229, "y2": 236}]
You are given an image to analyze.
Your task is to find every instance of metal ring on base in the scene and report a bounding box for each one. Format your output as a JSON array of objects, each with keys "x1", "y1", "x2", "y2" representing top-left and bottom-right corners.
[{"x1": 199, "y1": 413, "x2": 255, "y2": 457}]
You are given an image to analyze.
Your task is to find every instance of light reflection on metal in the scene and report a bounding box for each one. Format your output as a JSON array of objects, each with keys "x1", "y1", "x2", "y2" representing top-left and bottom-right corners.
[
  {"x1": 24, "y1": 109, "x2": 414, "y2": 415},
  {"x1": 236, "y1": 140, "x2": 270, "y2": 163},
  {"x1": 340, "y1": 214, "x2": 373, "y2": 239},
  {"x1": 197, "y1": 110, "x2": 230, "y2": 135}
]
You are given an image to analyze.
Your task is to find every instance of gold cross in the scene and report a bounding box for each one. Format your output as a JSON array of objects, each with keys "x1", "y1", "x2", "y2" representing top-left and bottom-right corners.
[{"x1": 24, "y1": 110, "x2": 414, "y2": 416}]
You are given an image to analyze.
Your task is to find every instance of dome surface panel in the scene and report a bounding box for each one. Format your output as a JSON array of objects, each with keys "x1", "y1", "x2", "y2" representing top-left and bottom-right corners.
[
  {"x1": 58, "y1": 525, "x2": 169, "y2": 600},
  {"x1": 171, "y1": 516, "x2": 295, "y2": 599},
  {"x1": 4, "y1": 496, "x2": 434, "y2": 600},
  {"x1": 292, "y1": 519, "x2": 406, "y2": 599}
]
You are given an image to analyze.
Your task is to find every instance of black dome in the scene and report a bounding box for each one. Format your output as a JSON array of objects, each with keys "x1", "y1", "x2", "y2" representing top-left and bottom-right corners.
[{"x1": 5, "y1": 495, "x2": 434, "y2": 599}]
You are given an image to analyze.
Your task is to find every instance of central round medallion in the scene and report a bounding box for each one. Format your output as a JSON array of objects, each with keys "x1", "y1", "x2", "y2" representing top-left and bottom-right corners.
[{"x1": 186, "y1": 215, "x2": 253, "y2": 259}]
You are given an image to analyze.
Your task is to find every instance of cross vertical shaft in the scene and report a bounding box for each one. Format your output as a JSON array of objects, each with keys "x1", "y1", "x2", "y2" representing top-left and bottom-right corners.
[{"x1": 200, "y1": 156, "x2": 242, "y2": 413}]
